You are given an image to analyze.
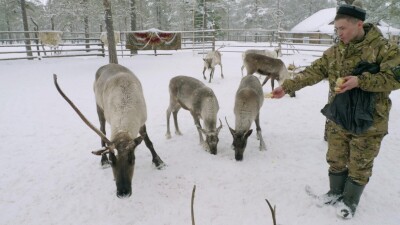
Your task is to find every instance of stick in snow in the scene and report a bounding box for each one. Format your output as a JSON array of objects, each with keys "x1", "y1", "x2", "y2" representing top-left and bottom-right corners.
[
  {"x1": 265, "y1": 199, "x2": 277, "y2": 225},
  {"x1": 191, "y1": 185, "x2": 196, "y2": 225}
]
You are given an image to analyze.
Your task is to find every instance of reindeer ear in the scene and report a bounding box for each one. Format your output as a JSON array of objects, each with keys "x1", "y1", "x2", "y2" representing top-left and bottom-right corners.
[
  {"x1": 244, "y1": 129, "x2": 253, "y2": 138},
  {"x1": 127, "y1": 136, "x2": 143, "y2": 150}
]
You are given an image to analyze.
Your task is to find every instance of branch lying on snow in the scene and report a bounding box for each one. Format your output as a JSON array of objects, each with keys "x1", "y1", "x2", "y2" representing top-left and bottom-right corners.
[
  {"x1": 191, "y1": 185, "x2": 196, "y2": 225},
  {"x1": 265, "y1": 199, "x2": 277, "y2": 225},
  {"x1": 189, "y1": 185, "x2": 278, "y2": 225}
]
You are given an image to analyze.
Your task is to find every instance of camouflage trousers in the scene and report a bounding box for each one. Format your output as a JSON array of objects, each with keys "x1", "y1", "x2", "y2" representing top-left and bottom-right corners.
[{"x1": 326, "y1": 121, "x2": 386, "y2": 185}]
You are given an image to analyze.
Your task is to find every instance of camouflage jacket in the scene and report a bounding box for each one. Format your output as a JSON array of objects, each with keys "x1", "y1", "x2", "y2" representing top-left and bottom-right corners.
[{"x1": 282, "y1": 23, "x2": 400, "y2": 134}]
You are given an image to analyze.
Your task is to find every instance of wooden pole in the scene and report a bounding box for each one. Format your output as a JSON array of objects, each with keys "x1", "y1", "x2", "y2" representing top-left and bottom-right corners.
[{"x1": 103, "y1": 0, "x2": 118, "y2": 64}]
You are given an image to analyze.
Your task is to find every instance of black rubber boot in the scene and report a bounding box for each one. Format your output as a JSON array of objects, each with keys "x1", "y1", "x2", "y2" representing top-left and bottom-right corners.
[
  {"x1": 317, "y1": 170, "x2": 348, "y2": 206},
  {"x1": 336, "y1": 179, "x2": 365, "y2": 219}
]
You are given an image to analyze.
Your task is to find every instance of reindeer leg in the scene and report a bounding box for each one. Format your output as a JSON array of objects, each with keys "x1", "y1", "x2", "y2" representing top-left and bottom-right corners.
[
  {"x1": 220, "y1": 64, "x2": 224, "y2": 79},
  {"x1": 191, "y1": 112, "x2": 205, "y2": 144},
  {"x1": 140, "y1": 125, "x2": 165, "y2": 169},
  {"x1": 173, "y1": 106, "x2": 182, "y2": 135},
  {"x1": 166, "y1": 106, "x2": 172, "y2": 139},
  {"x1": 271, "y1": 78, "x2": 275, "y2": 90},
  {"x1": 261, "y1": 75, "x2": 271, "y2": 86},
  {"x1": 97, "y1": 105, "x2": 109, "y2": 167},
  {"x1": 255, "y1": 114, "x2": 266, "y2": 150},
  {"x1": 202, "y1": 67, "x2": 207, "y2": 80},
  {"x1": 241, "y1": 65, "x2": 245, "y2": 77},
  {"x1": 209, "y1": 69, "x2": 214, "y2": 83}
]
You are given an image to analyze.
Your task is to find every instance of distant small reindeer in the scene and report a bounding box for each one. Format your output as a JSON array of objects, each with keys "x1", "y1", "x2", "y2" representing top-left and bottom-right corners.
[
  {"x1": 244, "y1": 53, "x2": 296, "y2": 97},
  {"x1": 226, "y1": 75, "x2": 266, "y2": 161},
  {"x1": 202, "y1": 50, "x2": 224, "y2": 83},
  {"x1": 241, "y1": 47, "x2": 282, "y2": 76},
  {"x1": 166, "y1": 76, "x2": 222, "y2": 154}
]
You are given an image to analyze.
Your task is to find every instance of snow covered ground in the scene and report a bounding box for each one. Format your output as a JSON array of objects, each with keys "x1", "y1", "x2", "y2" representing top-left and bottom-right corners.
[{"x1": 1, "y1": 47, "x2": 399, "y2": 225}]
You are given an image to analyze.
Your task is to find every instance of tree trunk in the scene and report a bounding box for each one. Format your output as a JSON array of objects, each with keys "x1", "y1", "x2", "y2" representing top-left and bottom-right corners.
[
  {"x1": 51, "y1": 16, "x2": 55, "y2": 30},
  {"x1": 130, "y1": 0, "x2": 137, "y2": 54},
  {"x1": 156, "y1": 0, "x2": 161, "y2": 29},
  {"x1": 20, "y1": 0, "x2": 33, "y2": 59},
  {"x1": 84, "y1": 0, "x2": 90, "y2": 52},
  {"x1": 6, "y1": 17, "x2": 13, "y2": 44},
  {"x1": 103, "y1": 0, "x2": 118, "y2": 64}
]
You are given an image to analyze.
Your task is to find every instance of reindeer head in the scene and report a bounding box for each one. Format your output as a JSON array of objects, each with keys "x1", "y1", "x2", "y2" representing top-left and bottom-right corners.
[
  {"x1": 94, "y1": 134, "x2": 143, "y2": 198},
  {"x1": 197, "y1": 119, "x2": 223, "y2": 155},
  {"x1": 229, "y1": 128, "x2": 253, "y2": 161},
  {"x1": 225, "y1": 117, "x2": 252, "y2": 161},
  {"x1": 203, "y1": 58, "x2": 213, "y2": 69}
]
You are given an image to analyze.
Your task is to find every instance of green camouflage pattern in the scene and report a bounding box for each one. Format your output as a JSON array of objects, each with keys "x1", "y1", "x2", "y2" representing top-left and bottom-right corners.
[
  {"x1": 282, "y1": 23, "x2": 400, "y2": 135},
  {"x1": 282, "y1": 23, "x2": 400, "y2": 184},
  {"x1": 326, "y1": 120, "x2": 384, "y2": 185}
]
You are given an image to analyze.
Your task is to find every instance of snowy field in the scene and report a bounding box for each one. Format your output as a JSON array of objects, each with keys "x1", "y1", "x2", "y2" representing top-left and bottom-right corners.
[{"x1": 1, "y1": 47, "x2": 399, "y2": 225}]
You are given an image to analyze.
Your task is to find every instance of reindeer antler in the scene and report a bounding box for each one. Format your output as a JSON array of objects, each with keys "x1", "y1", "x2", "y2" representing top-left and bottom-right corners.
[{"x1": 53, "y1": 74, "x2": 115, "y2": 153}]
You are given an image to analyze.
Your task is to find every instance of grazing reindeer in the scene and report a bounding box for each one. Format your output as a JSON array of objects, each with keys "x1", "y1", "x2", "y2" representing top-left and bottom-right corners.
[
  {"x1": 166, "y1": 76, "x2": 222, "y2": 154},
  {"x1": 241, "y1": 47, "x2": 282, "y2": 76},
  {"x1": 202, "y1": 50, "x2": 224, "y2": 83},
  {"x1": 53, "y1": 63, "x2": 164, "y2": 198},
  {"x1": 226, "y1": 75, "x2": 266, "y2": 161},
  {"x1": 244, "y1": 53, "x2": 296, "y2": 97}
]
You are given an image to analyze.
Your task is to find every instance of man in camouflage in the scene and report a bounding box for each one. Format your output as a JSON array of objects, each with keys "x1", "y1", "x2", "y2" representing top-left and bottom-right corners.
[{"x1": 272, "y1": 3, "x2": 400, "y2": 219}]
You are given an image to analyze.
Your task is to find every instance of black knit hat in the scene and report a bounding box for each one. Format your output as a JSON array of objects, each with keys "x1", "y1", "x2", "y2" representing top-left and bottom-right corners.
[{"x1": 337, "y1": 4, "x2": 366, "y2": 21}]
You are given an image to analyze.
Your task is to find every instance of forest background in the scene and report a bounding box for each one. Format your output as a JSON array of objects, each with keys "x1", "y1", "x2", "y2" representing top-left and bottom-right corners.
[{"x1": 1, "y1": 0, "x2": 399, "y2": 36}]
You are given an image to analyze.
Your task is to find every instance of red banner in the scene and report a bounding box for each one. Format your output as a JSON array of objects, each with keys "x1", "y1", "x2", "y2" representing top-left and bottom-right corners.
[{"x1": 126, "y1": 29, "x2": 181, "y2": 51}]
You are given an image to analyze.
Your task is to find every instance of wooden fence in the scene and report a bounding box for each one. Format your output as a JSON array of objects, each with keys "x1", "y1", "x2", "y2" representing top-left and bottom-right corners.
[
  {"x1": 0, "y1": 30, "x2": 216, "y2": 60},
  {"x1": 0, "y1": 29, "x2": 336, "y2": 60}
]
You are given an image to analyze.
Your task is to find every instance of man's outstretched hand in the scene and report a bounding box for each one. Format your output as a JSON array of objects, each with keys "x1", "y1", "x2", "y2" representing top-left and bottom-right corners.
[{"x1": 271, "y1": 87, "x2": 286, "y2": 99}]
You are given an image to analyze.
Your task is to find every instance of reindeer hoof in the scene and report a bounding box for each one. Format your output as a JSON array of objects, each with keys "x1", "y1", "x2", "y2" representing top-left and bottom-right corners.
[
  {"x1": 100, "y1": 155, "x2": 110, "y2": 168},
  {"x1": 153, "y1": 157, "x2": 166, "y2": 169},
  {"x1": 165, "y1": 133, "x2": 172, "y2": 139},
  {"x1": 175, "y1": 131, "x2": 182, "y2": 136},
  {"x1": 101, "y1": 161, "x2": 111, "y2": 169}
]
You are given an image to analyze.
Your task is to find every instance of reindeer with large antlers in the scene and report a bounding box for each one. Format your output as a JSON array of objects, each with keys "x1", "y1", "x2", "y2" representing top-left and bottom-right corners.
[
  {"x1": 54, "y1": 63, "x2": 164, "y2": 198},
  {"x1": 166, "y1": 76, "x2": 222, "y2": 154}
]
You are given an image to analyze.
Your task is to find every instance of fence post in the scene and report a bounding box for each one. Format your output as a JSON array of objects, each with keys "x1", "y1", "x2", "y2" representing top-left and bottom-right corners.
[{"x1": 212, "y1": 31, "x2": 215, "y2": 51}]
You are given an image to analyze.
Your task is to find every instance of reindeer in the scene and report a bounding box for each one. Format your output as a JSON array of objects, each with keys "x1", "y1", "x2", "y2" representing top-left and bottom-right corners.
[
  {"x1": 243, "y1": 53, "x2": 296, "y2": 97},
  {"x1": 202, "y1": 50, "x2": 224, "y2": 83},
  {"x1": 241, "y1": 47, "x2": 282, "y2": 76},
  {"x1": 226, "y1": 75, "x2": 266, "y2": 161},
  {"x1": 166, "y1": 76, "x2": 222, "y2": 154},
  {"x1": 53, "y1": 63, "x2": 164, "y2": 198}
]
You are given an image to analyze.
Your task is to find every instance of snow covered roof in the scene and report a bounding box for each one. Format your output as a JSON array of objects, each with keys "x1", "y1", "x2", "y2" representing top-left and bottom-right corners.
[
  {"x1": 291, "y1": 7, "x2": 400, "y2": 37},
  {"x1": 291, "y1": 8, "x2": 336, "y2": 34}
]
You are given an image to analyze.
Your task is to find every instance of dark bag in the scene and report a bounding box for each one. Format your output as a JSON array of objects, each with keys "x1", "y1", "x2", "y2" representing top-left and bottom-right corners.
[{"x1": 321, "y1": 62, "x2": 380, "y2": 134}]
